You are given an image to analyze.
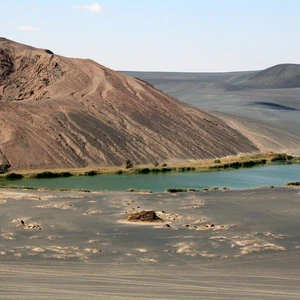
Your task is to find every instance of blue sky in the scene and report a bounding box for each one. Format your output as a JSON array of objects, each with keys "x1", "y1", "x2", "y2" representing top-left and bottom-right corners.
[{"x1": 1, "y1": 0, "x2": 300, "y2": 72}]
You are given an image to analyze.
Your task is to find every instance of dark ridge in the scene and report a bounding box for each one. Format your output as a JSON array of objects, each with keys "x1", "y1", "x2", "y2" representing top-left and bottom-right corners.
[
  {"x1": 45, "y1": 49, "x2": 54, "y2": 55},
  {"x1": 250, "y1": 102, "x2": 299, "y2": 111},
  {"x1": 134, "y1": 77, "x2": 155, "y2": 88}
]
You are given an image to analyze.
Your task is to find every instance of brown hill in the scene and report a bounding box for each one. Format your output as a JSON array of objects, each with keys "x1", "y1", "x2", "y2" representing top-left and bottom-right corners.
[{"x1": 0, "y1": 38, "x2": 258, "y2": 170}]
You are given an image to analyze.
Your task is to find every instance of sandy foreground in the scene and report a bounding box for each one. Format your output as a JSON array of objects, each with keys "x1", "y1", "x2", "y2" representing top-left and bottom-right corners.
[{"x1": 1, "y1": 187, "x2": 300, "y2": 299}]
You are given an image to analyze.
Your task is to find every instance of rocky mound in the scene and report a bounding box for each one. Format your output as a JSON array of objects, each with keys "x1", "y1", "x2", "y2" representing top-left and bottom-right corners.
[
  {"x1": 126, "y1": 210, "x2": 163, "y2": 222},
  {"x1": 0, "y1": 38, "x2": 258, "y2": 170}
]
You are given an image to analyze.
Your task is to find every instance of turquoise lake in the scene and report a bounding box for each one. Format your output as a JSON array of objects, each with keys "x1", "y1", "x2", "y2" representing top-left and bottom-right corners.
[{"x1": 0, "y1": 164, "x2": 299, "y2": 192}]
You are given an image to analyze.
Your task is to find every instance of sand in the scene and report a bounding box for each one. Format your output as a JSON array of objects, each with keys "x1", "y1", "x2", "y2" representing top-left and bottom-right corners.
[
  {"x1": 1, "y1": 187, "x2": 300, "y2": 299},
  {"x1": 124, "y1": 70, "x2": 300, "y2": 156}
]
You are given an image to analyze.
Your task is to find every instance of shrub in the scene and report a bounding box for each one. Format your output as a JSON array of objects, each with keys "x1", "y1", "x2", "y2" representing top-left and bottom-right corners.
[
  {"x1": 35, "y1": 171, "x2": 72, "y2": 179},
  {"x1": 166, "y1": 188, "x2": 188, "y2": 193},
  {"x1": 162, "y1": 163, "x2": 167, "y2": 167},
  {"x1": 286, "y1": 182, "x2": 300, "y2": 186},
  {"x1": 214, "y1": 159, "x2": 221, "y2": 164},
  {"x1": 0, "y1": 163, "x2": 10, "y2": 174},
  {"x1": 153, "y1": 161, "x2": 159, "y2": 167},
  {"x1": 125, "y1": 159, "x2": 133, "y2": 169},
  {"x1": 4, "y1": 172, "x2": 23, "y2": 179},
  {"x1": 84, "y1": 170, "x2": 97, "y2": 176},
  {"x1": 135, "y1": 168, "x2": 150, "y2": 174},
  {"x1": 229, "y1": 162, "x2": 242, "y2": 168},
  {"x1": 269, "y1": 153, "x2": 292, "y2": 162},
  {"x1": 211, "y1": 187, "x2": 219, "y2": 191}
]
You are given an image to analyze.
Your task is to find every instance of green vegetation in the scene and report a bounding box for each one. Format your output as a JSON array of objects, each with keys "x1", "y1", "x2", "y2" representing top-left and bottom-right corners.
[
  {"x1": 0, "y1": 163, "x2": 10, "y2": 174},
  {"x1": 3, "y1": 172, "x2": 24, "y2": 179},
  {"x1": 270, "y1": 153, "x2": 293, "y2": 162},
  {"x1": 84, "y1": 170, "x2": 98, "y2": 176},
  {"x1": 34, "y1": 171, "x2": 73, "y2": 179},
  {"x1": 166, "y1": 188, "x2": 188, "y2": 193},
  {"x1": 286, "y1": 182, "x2": 300, "y2": 186},
  {"x1": 125, "y1": 159, "x2": 133, "y2": 169},
  {"x1": 135, "y1": 168, "x2": 151, "y2": 174},
  {"x1": 211, "y1": 187, "x2": 219, "y2": 191},
  {"x1": 0, "y1": 152, "x2": 298, "y2": 180},
  {"x1": 126, "y1": 188, "x2": 152, "y2": 193},
  {"x1": 209, "y1": 159, "x2": 267, "y2": 170}
]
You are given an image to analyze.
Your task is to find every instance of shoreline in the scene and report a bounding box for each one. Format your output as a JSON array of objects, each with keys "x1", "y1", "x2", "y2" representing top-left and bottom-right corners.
[
  {"x1": 0, "y1": 180, "x2": 299, "y2": 194},
  {"x1": 0, "y1": 152, "x2": 299, "y2": 180}
]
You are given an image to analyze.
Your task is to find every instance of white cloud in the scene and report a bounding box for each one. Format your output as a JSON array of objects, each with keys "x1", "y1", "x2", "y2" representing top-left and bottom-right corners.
[
  {"x1": 17, "y1": 25, "x2": 40, "y2": 32},
  {"x1": 73, "y1": 2, "x2": 104, "y2": 13}
]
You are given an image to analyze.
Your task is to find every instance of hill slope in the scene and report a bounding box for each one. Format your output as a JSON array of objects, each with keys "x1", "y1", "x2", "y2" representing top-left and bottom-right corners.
[
  {"x1": 124, "y1": 68, "x2": 300, "y2": 156},
  {"x1": 246, "y1": 64, "x2": 300, "y2": 88},
  {"x1": 0, "y1": 38, "x2": 258, "y2": 170}
]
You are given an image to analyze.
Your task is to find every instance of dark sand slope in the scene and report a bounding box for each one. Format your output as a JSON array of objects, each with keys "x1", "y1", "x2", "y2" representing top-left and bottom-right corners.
[
  {"x1": 0, "y1": 38, "x2": 258, "y2": 170},
  {"x1": 246, "y1": 64, "x2": 300, "y2": 89},
  {"x1": 1, "y1": 187, "x2": 300, "y2": 299},
  {"x1": 214, "y1": 112, "x2": 300, "y2": 155},
  {"x1": 125, "y1": 66, "x2": 300, "y2": 155}
]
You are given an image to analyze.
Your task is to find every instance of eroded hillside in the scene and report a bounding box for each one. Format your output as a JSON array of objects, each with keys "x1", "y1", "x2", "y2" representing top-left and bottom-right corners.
[{"x1": 0, "y1": 38, "x2": 258, "y2": 170}]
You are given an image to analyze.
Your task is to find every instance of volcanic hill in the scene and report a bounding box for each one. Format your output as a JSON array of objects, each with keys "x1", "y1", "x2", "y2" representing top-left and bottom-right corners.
[
  {"x1": 0, "y1": 38, "x2": 258, "y2": 170},
  {"x1": 246, "y1": 63, "x2": 300, "y2": 89}
]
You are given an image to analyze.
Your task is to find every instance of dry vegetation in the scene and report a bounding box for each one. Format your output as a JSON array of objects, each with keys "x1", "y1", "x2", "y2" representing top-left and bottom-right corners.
[{"x1": 0, "y1": 152, "x2": 298, "y2": 180}]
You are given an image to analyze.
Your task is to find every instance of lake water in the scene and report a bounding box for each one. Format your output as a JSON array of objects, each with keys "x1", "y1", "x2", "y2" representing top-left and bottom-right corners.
[{"x1": 0, "y1": 164, "x2": 299, "y2": 192}]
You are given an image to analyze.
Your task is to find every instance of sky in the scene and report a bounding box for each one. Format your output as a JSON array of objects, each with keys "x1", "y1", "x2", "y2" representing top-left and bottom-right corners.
[{"x1": 1, "y1": 0, "x2": 300, "y2": 72}]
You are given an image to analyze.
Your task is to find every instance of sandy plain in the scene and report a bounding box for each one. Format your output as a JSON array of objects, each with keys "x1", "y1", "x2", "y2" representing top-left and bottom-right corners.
[
  {"x1": 124, "y1": 70, "x2": 300, "y2": 156},
  {"x1": 1, "y1": 187, "x2": 300, "y2": 299}
]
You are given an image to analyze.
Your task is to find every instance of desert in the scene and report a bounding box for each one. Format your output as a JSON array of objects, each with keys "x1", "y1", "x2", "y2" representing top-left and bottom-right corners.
[
  {"x1": 1, "y1": 186, "x2": 300, "y2": 299},
  {"x1": 1, "y1": 38, "x2": 300, "y2": 299},
  {"x1": 1, "y1": 1, "x2": 300, "y2": 299}
]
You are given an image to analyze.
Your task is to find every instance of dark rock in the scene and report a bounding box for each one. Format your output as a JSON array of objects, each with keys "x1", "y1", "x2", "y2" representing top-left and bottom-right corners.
[
  {"x1": 126, "y1": 210, "x2": 163, "y2": 222},
  {"x1": 45, "y1": 49, "x2": 54, "y2": 55}
]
